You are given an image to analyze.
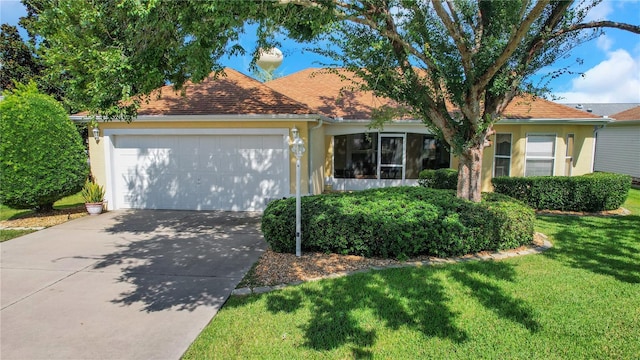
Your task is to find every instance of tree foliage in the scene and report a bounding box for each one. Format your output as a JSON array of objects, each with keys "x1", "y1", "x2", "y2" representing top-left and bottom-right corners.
[
  {"x1": 0, "y1": 82, "x2": 89, "y2": 211},
  {"x1": 24, "y1": 0, "x2": 640, "y2": 201},
  {"x1": 0, "y1": 24, "x2": 41, "y2": 91}
]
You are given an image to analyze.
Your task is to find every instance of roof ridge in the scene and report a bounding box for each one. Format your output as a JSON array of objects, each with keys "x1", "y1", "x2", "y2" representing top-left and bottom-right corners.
[{"x1": 222, "y1": 67, "x2": 318, "y2": 112}]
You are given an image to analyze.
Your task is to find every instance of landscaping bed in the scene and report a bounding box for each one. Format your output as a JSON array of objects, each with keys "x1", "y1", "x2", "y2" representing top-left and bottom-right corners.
[
  {"x1": 263, "y1": 187, "x2": 535, "y2": 259},
  {"x1": 240, "y1": 232, "x2": 548, "y2": 288},
  {"x1": 0, "y1": 205, "x2": 87, "y2": 229}
]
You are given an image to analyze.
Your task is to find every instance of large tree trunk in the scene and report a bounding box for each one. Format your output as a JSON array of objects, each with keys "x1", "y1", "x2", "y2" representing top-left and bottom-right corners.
[{"x1": 456, "y1": 146, "x2": 484, "y2": 202}]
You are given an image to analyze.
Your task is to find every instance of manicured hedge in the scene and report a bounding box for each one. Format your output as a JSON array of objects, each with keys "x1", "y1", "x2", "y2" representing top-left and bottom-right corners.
[
  {"x1": 262, "y1": 187, "x2": 534, "y2": 259},
  {"x1": 0, "y1": 83, "x2": 89, "y2": 211},
  {"x1": 417, "y1": 168, "x2": 458, "y2": 189},
  {"x1": 492, "y1": 172, "x2": 631, "y2": 212}
]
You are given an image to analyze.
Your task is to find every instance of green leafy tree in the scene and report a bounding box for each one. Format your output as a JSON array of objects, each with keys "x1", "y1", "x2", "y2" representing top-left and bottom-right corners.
[
  {"x1": 0, "y1": 21, "x2": 74, "y2": 112},
  {"x1": 0, "y1": 24, "x2": 41, "y2": 91},
  {"x1": 25, "y1": 0, "x2": 640, "y2": 201},
  {"x1": 0, "y1": 82, "x2": 89, "y2": 211}
]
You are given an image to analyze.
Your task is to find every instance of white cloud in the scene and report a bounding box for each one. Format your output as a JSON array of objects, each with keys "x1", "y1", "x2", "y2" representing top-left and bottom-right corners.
[
  {"x1": 596, "y1": 35, "x2": 613, "y2": 51},
  {"x1": 555, "y1": 49, "x2": 640, "y2": 103},
  {"x1": 585, "y1": 1, "x2": 613, "y2": 21}
]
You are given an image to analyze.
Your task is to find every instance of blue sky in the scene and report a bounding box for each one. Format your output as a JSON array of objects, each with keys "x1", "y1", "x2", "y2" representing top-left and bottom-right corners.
[{"x1": 2, "y1": 0, "x2": 639, "y2": 103}]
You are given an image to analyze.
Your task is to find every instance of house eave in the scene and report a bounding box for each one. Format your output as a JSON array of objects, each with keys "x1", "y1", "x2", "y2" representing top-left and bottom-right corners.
[
  {"x1": 329, "y1": 118, "x2": 424, "y2": 124},
  {"x1": 497, "y1": 118, "x2": 612, "y2": 125},
  {"x1": 606, "y1": 119, "x2": 640, "y2": 126},
  {"x1": 70, "y1": 113, "x2": 332, "y2": 123}
]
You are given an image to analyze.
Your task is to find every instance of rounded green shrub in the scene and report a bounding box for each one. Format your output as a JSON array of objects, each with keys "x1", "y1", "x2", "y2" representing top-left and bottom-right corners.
[
  {"x1": 492, "y1": 172, "x2": 631, "y2": 212},
  {"x1": 418, "y1": 168, "x2": 458, "y2": 189},
  {"x1": 262, "y1": 187, "x2": 534, "y2": 259},
  {"x1": 0, "y1": 82, "x2": 89, "y2": 211}
]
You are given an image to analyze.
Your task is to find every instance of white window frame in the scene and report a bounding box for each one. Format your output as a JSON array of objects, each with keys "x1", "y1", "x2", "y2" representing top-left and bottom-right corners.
[
  {"x1": 525, "y1": 133, "x2": 557, "y2": 177},
  {"x1": 493, "y1": 133, "x2": 512, "y2": 177},
  {"x1": 378, "y1": 133, "x2": 407, "y2": 180}
]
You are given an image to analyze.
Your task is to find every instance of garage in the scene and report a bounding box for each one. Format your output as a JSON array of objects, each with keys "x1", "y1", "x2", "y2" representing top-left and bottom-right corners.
[{"x1": 107, "y1": 131, "x2": 289, "y2": 211}]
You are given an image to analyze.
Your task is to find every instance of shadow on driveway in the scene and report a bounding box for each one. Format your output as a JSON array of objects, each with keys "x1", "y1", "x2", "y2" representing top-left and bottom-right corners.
[{"x1": 92, "y1": 210, "x2": 266, "y2": 312}]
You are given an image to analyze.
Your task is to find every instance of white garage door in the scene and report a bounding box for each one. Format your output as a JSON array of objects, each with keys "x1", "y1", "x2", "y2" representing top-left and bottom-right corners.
[{"x1": 111, "y1": 134, "x2": 288, "y2": 211}]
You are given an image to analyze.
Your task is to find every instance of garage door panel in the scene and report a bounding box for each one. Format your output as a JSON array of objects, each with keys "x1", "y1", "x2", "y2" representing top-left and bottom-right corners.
[
  {"x1": 112, "y1": 133, "x2": 287, "y2": 211},
  {"x1": 176, "y1": 137, "x2": 199, "y2": 171}
]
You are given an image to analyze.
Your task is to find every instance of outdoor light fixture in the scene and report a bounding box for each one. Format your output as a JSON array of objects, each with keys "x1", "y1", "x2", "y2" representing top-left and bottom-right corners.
[
  {"x1": 290, "y1": 126, "x2": 305, "y2": 257},
  {"x1": 92, "y1": 126, "x2": 100, "y2": 142},
  {"x1": 291, "y1": 126, "x2": 306, "y2": 159}
]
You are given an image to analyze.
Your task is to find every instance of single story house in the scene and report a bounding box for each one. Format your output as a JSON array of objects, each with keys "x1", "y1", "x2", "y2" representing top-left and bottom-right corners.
[
  {"x1": 79, "y1": 68, "x2": 610, "y2": 211},
  {"x1": 594, "y1": 106, "x2": 640, "y2": 183}
]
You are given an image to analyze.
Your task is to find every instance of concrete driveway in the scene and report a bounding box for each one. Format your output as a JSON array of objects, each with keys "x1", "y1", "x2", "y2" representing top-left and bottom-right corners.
[{"x1": 0, "y1": 210, "x2": 266, "y2": 359}]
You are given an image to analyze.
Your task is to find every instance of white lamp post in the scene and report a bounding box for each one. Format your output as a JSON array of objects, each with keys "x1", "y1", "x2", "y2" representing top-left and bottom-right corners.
[{"x1": 290, "y1": 126, "x2": 305, "y2": 257}]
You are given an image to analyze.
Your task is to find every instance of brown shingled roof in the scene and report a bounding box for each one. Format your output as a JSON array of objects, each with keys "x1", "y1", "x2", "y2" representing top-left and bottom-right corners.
[
  {"x1": 267, "y1": 68, "x2": 600, "y2": 120},
  {"x1": 610, "y1": 106, "x2": 640, "y2": 121},
  {"x1": 135, "y1": 68, "x2": 315, "y2": 116},
  {"x1": 267, "y1": 68, "x2": 401, "y2": 119},
  {"x1": 502, "y1": 96, "x2": 601, "y2": 119}
]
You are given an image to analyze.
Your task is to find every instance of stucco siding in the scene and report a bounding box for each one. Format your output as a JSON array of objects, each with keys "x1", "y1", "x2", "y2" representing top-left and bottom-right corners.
[
  {"x1": 482, "y1": 124, "x2": 596, "y2": 191},
  {"x1": 308, "y1": 122, "x2": 326, "y2": 195},
  {"x1": 595, "y1": 125, "x2": 640, "y2": 178}
]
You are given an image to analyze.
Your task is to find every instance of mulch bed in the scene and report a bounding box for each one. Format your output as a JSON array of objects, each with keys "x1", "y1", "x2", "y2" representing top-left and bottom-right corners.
[{"x1": 244, "y1": 233, "x2": 548, "y2": 288}]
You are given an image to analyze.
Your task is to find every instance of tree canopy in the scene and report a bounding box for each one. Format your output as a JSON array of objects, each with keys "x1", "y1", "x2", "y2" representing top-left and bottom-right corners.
[
  {"x1": 23, "y1": 0, "x2": 640, "y2": 200},
  {"x1": 0, "y1": 24, "x2": 41, "y2": 91}
]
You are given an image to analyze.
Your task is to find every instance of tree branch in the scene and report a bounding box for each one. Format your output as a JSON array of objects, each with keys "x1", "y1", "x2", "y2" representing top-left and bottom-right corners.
[
  {"x1": 432, "y1": 0, "x2": 472, "y2": 76},
  {"x1": 551, "y1": 20, "x2": 640, "y2": 36},
  {"x1": 347, "y1": 15, "x2": 438, "y2": 70},
  {"x1": 526, "y1": 1, "x2": 572, "y2": 59},
  {"x1": 472, "y1": 7, "x2": 483, "y2": 54},
  {"x1": 476, "y1": 0, "x2": 550, "y2": 89}
]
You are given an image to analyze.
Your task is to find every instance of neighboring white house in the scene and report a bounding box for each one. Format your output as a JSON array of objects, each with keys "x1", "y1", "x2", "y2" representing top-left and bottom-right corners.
[{"x1": 594, "y1": 106, "x2": 640, "y2": 184}]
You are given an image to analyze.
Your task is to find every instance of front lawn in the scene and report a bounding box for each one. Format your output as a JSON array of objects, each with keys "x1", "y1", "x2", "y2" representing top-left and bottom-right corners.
[
  {"x1": 0, "y1": 192, "x2": 85, "y2": 242},
  {"x1": 0, "y1": 192, "x2": 84, "y2": 221},
  {"x1": 184, "y1": 189, "x2": 640, "y2": 359}
]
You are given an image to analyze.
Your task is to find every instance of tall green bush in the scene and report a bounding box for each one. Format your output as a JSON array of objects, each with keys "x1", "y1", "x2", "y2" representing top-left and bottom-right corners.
[
  {"x1": 418, "y1": 168, "x2": 458, "y2": 189},
  {"x1": 492, "y1": 172, "x2": 631, "y2": 212},
  {"x1": 0, "y1": 82, "x2": 89, "y2": 211},
  {"x1": 262, "y1": 187, "x2": 534, "y2": 259}
]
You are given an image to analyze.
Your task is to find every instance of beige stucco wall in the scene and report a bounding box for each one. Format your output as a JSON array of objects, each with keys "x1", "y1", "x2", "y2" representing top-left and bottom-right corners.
[
  {"x1": 308, "y1": 121, "x2": 326, "y2": 195},
  {"x1": 481, "y1": 124, "x2": 596, "y2": 191},
  {"x1": 88, "y1": 133, "x2": 106, "y2": 189},
  {"x1": 324, "y1": 135, "x2": 334, "y2": 180},
  {"x1": 88, "y1": 119, "x2": 314, "y2": 198}
]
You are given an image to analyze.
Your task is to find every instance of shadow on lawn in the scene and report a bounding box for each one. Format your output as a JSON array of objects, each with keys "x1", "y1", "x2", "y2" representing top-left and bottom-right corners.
[
  {"x1": 253, "y1": 260, "x2": 539, "y2": 354},
  {"x1": 540, "y1": 214, "x2": 640, "y2": 284}
]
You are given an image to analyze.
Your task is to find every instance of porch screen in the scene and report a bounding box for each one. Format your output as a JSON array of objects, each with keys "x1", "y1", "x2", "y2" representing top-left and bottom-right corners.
[{"x1": 333, "y1": 133, "x2": 378, "y2": 179}]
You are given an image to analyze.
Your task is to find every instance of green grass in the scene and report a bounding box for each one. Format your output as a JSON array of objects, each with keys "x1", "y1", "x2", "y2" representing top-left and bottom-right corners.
[
  {"x1": 184, "y1": 189, "x2": 640, "y2": 359},
  {"x1": 0, "y1": 192, "x2": 85, "y2": 242},
  {"x1": 0, "y1": 204, "x2": 32, "y2": 221},
  {"x1": 0, "y1": 229, "x2": 36, "y2": 242},
  {"x1": 0, "y1": 192, "x2": 84, "y2": 221}
]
